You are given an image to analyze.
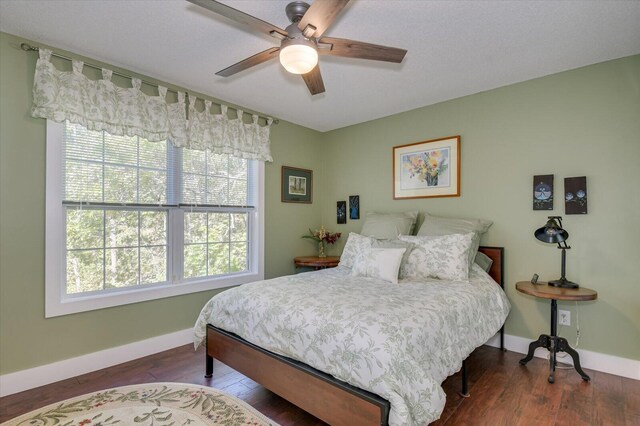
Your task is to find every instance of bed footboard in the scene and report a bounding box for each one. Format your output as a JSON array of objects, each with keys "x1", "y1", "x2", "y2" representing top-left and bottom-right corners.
[{"x1": 206, "y1": 325, "x2": 390, "y2": 426}]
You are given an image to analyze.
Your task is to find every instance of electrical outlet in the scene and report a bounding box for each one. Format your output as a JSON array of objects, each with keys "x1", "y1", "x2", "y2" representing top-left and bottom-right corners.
[{"x1": 559, "y1": 309, "x2": 571, "y2": 326}]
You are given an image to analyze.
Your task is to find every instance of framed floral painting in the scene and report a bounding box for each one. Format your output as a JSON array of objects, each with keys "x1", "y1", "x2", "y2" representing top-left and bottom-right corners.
[{"x1": 393, "y1": 136, "x2": 460, "y2": 199}]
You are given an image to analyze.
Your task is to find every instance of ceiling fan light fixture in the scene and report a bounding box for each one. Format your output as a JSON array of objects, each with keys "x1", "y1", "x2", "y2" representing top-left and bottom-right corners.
[{"x1": 280, "y1": 40, "x2": 318, "y2": 74}]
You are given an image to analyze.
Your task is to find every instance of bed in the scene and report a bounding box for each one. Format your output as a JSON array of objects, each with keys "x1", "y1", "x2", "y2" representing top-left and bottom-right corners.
[{"x1": 194, "y1": 245, "x2": 509, "y2": 425}]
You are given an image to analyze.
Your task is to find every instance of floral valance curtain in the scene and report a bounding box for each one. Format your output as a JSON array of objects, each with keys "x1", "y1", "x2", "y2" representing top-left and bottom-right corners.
[
  {"x1": 186, "y1": 95, "x2": 273, "y2": 162},
  {"x1": 31, "y1": 49, "x2": 273, "y2": 162}
]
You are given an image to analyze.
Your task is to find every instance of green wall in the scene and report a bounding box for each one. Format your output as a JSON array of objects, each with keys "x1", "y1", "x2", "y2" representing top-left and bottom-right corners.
[
  {"x1": 318, "y1": 55, "x2": 640, "y2": 360},
  {"x1": 0, "y1": 32, "x2": 323, "y2": 374},
  {"x1": 1, "y1": 29, "x2": 638, "y2": 376}
]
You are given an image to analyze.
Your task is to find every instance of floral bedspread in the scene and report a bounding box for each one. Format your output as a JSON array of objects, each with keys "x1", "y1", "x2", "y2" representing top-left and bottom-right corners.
[{"x1": 194, "y1": 264, "x2": 510, "y2": 425}]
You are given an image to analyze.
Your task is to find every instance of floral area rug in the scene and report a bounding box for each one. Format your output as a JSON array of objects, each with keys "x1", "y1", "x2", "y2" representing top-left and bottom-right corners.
[{"x1": 2, "y1": 382, "x2": 279, "y2": 426}]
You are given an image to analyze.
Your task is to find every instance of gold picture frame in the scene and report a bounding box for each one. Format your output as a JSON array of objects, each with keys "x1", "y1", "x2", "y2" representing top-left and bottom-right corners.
[{"x1": 393, "y1": 136, "x2": 460, "y2": 199}]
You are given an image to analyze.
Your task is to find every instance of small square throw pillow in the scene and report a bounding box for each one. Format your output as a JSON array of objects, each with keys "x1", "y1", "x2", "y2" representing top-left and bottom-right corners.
[
  {"x1": 339, "y1": 232, "x2": 374, "y2": 268},
  {"x1": 351, "y1": 247, "x2": 407, "y2": 284},
  {"x1": 399, "y1": 233, "x2": 474, "y2": 281},
  {"x1": 371, "y1": 238, "x2": 415, "y2": 271}
]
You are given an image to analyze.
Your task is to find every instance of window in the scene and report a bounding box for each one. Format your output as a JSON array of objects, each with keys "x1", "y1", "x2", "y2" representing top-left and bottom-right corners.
[{"x1": 46, "y1": 121, "x2": 264, "y2": 317}]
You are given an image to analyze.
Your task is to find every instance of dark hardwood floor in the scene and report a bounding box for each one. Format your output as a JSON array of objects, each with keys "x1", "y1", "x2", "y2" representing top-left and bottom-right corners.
[{"x1": 1, "y1": 344, "x2": 637, "y2": 425}]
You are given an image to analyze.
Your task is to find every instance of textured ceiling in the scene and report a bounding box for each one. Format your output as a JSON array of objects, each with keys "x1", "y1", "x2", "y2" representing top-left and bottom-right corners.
[{"x1": 1, "y1": 0, "x2": 639, "y2": 132}]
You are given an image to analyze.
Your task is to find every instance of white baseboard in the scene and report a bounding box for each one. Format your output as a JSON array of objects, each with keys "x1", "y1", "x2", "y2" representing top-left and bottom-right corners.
[
  {"x1": 486, "y1": 333, "x2": 640, "y2": 380},
  {"x1": 0, "y1": 328, "x2": 193, "y2": 397},
  {"x1": 1, "y1": 329, "x2": 637, "y2": 398}
]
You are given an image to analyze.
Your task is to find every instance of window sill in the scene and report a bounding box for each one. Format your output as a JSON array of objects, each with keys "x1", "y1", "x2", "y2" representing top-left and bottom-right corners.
[{"x1": 46, "y1": 271, "x2": 263, "y2": 318}]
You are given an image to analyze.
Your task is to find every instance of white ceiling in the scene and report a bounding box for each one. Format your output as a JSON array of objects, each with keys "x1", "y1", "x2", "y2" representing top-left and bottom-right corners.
[{"x1": 1, "y1": 1, "x2": 639, "y2": 132}]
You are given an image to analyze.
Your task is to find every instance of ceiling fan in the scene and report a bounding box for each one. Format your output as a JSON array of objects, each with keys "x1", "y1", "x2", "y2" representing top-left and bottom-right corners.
[{"x1": 187, "y1": 0, "x2": 407, "y2": 95}]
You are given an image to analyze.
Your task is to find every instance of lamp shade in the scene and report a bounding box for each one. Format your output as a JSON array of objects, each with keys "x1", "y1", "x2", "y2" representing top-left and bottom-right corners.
[{"x1": 534, "y1": 217, "x2": 569, "y2": 244}]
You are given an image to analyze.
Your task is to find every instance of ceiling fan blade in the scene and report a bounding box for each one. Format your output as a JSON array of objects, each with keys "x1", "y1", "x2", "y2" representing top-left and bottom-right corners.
[
  {"x1": 318, "y1": 37, "x2": 407, "y2": 63},
  {"x1": 297, "y1": 0, "x2": 350, "y2": 38},
  {"x1": 301, "y1": 65, "x2": 325, "y2": 95},
  {"x1": 216, "y1": 47, "x2": 280, "y2": 77},
  {"x1": 187, "y1": 0, "x2": 288, "y2": 39}
]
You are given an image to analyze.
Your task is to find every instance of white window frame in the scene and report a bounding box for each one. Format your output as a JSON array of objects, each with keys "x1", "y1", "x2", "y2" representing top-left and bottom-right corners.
[{"x1": 45, "y1": 120, "x2": 264, "y2": 317}]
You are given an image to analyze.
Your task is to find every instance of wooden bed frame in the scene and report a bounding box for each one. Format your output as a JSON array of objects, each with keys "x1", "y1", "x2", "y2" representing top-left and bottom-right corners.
[{"x1": 205, "y1": 246, "x2": 505, "y2": 425}]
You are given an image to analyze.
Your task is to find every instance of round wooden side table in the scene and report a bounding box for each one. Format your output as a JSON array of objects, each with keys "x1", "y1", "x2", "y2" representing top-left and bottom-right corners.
[
  {"x1": 294, "y1": 256, "x2": 340, "y2": 270},
  {"x1": 516, "y1": 281, "x2": 597, "y2": 383}
]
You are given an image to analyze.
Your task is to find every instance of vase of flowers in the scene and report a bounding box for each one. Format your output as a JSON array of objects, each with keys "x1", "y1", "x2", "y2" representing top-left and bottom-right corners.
[
  {"x1": 302, "y1": 226, "x2": 341, "y2": 258},
  {"x1": 318, "y1": 241, "x2": 326, "y2": 258}
]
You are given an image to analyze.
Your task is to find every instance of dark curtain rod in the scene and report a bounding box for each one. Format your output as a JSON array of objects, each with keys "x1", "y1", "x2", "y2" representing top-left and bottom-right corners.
[{"x1": 20, "y1": 42, "x2": 279, "y2": 125}]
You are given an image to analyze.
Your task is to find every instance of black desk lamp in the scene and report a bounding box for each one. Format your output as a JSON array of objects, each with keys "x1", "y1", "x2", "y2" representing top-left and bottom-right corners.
[{"x1": 534, "y1": 216, "x2": 579, "y2": 288}]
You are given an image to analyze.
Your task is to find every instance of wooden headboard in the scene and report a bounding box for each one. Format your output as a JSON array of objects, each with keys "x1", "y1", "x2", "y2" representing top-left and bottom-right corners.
[{"x1": 478, "y1": 246, "x2": 504, "y2": 287}]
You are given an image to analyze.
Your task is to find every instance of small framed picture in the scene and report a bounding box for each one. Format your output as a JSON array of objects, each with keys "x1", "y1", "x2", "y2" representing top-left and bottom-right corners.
[
  {"x1": 337, "y1": 201, "x2": 347, "y2": 224},
  {"x1": 349, "y1": 195, "x2": 360, "y2": 220},
  {"x1": 565, "y1": 176, "x2": 587, "y2": 214},
  {"x1": 533, "y1": 174, "x2": 554, "y2": 210},
  {"x1": 393, "y1": 136, "x2": 460, "y2": 199},
  {"x1": 281, "y1": 166, "x2": 312, "y2": 203}
]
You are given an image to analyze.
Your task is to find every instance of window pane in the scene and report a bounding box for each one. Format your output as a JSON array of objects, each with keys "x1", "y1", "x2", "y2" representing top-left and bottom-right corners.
[
  {"x1": 65, "y1": 208, "x2": 168, "y2": 295},
  {"x1": 66, "y1": 249, "x2": 104, "y2": 294},
  {"x1": 184, "y1": 244, "x2": 207, "y2": 278},
  {"x1": 208, "y1": 213, "x2": 229, "y2": 242},
  {"x1": 64, "y1": 122, "x2": 103, "y2": 161},
  {"x1": 64, "y1": 124, "x2": 169, "y2": 207},
  {"x1": 140, "y1": 211, "x2": 166, "y2": 246},
  {"x1": 209, "y1": 153, "x2": 228, "y2": 177},
  {"x1": 104, "y1": 165, "x2": 137, "y2": 203},
  {"x1": 185, "y1": 212, "x2": 207, "y2": 243},
  {"x1": 139, "y1": 169, "x2": 167, "y2": 204},
  {"x1": 183, "y1": 149, "x2": 206, "y2": 174},
  {"x1": 231, "y1": 242, "x2": 247, "y2": 272},
  {"x1": 208, "y1": 243, "x2": 230, "y2": 275},
  {"x1": 66, "y1": 209, "x2": 104, "y2": 250},
  {"x1": 182, "y1": 173, "x2": 206, "y2": 204},
  {"x1": 181, "y1": 152, "x2": 250, "y2": 206},
  {"x1": 104, "y1": 133, "x2": 137, "y2": 166},
  {"x1": 230, "y1": 213, "x2": 247, "y2": 242},
  {"x1": 228, "y1": 179, "x2": 247, "y2": 206},
  {"x1": 140, "y1": 246, "x2": 166, "y2": 284},
  {"x1": 65, "y1": 161, "x2": 103, "y2": 201},
  {"x1": 207, "y1": 177, "x2": 229, "y2": 205},
  {"x1": 229, "y1": 157, "x2": 247, "y2": 179},
  {"x1": 105, "y1": 248, "x2": 139, "y2": 288},
  {"x1": 139, "y1": 139, "x2": 166, "y2": 168},
  {"x1": 105, "y1": 210, "x2": 138, "y2": 248}
]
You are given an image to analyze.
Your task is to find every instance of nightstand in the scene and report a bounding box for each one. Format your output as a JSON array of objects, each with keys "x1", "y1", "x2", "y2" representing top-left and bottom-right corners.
[
  {"x1": 516, "y1": 281, "x2": 597, "y2": 383},
  {"x1": 294, "y1": 256, "x2": 340, "y2": 270}
]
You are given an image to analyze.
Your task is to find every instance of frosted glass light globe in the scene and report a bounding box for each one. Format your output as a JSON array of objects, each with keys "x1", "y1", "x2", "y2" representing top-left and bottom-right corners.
[{"x1": 279, "y1": 44, "x2": 318, "y2": 74}]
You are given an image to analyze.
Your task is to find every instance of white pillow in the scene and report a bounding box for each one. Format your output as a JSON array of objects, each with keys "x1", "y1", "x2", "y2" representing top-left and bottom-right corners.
[
  {"x1": 351, "y1": 248, "x2": 407, "y2": 284},
  {"x1": 360, "y1": 211, "x2": 419, "y2": 239},
  {"x1": 399, "y1": 233, "x2": 474, "y2": 281},
  {"x1": 339, "y1": 232, "x2": 373, "y2": 268}
]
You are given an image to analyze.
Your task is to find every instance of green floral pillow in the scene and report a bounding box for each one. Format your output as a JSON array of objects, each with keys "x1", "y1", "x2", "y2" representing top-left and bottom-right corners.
[
  {"x1": 416, "y1": 213, "x2": 493, "y2": 272},
  {"x1": 339, "y1": 232, "x2": 374, "y2": 268},
  {"x1": 399, "y1": 233, "x2": 474, "y2": 281},
  {"x1": 351, "y1": 247, "x2": 407, "y2": 284}
]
